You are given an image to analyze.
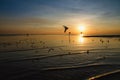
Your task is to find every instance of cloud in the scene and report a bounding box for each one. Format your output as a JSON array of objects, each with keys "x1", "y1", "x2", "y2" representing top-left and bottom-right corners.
[{"x1": 0, "y1": 17, "x2": 56, "y2": 26}]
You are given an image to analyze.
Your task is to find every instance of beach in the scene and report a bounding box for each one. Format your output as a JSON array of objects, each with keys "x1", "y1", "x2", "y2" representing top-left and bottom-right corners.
[
  {"x1": 0, "y1": 64, "x2": 119, "y2": 80},
  {"x1": 0, "y1": 35, "x2": 120, "y2": 80}
]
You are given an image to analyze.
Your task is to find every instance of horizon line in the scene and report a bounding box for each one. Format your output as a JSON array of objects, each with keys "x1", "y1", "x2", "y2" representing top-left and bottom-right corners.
[{"x1": 0, "y1": 34, "x2": 120, "y2": 37}]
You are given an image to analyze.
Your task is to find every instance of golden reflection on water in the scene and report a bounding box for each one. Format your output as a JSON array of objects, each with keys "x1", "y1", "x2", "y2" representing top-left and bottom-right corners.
[{"x1": 79, "y1": 34, "x2": 84, "y2": 43}]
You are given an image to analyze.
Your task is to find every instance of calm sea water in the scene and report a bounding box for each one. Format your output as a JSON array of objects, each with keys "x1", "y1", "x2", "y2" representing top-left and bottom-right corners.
[
  {"x1": 0, "y1": 35, "x2": 120, "y2": 79},
  {"x1": 0, "y1": 35, "x2": 120, "y2": 80}
]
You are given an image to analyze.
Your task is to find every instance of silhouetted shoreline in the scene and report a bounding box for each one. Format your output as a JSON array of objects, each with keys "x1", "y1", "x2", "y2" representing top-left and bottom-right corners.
[
  {"x1": 0, "y1": 34, "x2": 120, "y2": 37},
  {"x1": 84, "y1": 35, "x2": 120, "y2": 37}
]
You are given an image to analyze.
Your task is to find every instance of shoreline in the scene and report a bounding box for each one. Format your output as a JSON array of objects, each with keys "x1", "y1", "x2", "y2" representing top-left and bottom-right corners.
[
  {"x1": 0, "y1": 34, "x2": 120, "y2": 37},
  {"x1": 41, "y1": 64, "x2": 120, "y2": 80},
  {"x1": 88, "y1": 69, "x2": 120, "y2": 80},
  {"x1": 1, "y1": 64, "x2": 119, "y2": 80}
]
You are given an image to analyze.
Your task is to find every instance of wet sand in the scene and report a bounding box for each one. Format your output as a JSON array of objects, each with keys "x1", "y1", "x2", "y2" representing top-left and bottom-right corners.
[
  {"x1": 0, "y1": 64, "x2": 119, "y2": 80},
  {"x1": 88, "y1": 69, "x2": 120, "y2": 80},
  {"x1": 0, "y1": 35, "x2": 120, "y2": 80}
]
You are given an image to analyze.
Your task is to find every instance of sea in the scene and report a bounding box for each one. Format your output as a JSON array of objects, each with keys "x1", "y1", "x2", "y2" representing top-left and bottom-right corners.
[{"x1": 0, "y1": 34, "x2": 120, "y2": 80}]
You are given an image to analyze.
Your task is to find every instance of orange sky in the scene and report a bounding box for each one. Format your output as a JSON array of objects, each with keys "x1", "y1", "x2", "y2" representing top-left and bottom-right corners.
[
  {"x1": 0, "y1": 0, "x2": 120, "y2": 35},
  {"x1": 0, "y1": 17, "x2": 120, "y2": 35}
]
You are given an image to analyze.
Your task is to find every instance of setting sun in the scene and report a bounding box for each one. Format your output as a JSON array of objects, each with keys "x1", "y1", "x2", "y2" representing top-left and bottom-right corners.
[
  {"x1": 0, "y1": 1, "x2": 120, "y2": 80},
  {"x1": 77, "y1": 25, "x2": 86, "y2": 36},
  {"x1": 79, "y1": 25, "x2": 85, "y2": 32}
]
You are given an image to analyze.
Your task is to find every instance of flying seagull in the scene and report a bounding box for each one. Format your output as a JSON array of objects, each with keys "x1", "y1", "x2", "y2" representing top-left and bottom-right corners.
[{"x1": 63, "y1": 25, "x2": 68, "y2": 33}]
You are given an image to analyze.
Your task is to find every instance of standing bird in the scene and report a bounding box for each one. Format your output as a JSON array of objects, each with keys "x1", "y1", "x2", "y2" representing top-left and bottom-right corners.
[{"x1": 63, "y1": 25, "x2": 68, "y2": 33}]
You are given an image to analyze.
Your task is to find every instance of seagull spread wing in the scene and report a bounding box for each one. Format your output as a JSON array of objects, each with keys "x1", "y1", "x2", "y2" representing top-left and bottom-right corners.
[{"x1": 63, "y1": 25, "x2": 68, "y2": 33}]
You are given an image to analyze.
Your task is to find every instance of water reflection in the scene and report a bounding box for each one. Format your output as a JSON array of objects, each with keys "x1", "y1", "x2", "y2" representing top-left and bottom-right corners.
[{"x1": 79, "y1": 34, "x2": 84, "y2": 43}]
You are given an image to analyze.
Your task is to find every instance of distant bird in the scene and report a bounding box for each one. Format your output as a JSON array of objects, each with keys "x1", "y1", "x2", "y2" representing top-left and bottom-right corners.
[
  {"x1": 118, "y1": 39, "x2": 120, "y2": 41},
  {"x1": 107, "y1": 40, "x2": 109, "y2": 43},
  {"x1": 101, "y1": 40, "x2": 104, "y2": 43},
  {"x1": 92, "y1": 39, "x2": 94, "y2": 42},
  {"x1": 80, "y1": 32, "x2": 83, "y2": 34},
  {"x1": 48, "y1": 48, "x2": 54, "y2": 53},
  {"x1": 68, "y1": 52, "x2": 71, "y2": 55},
  {"x1": 63, "y1": 25, "x2": 68, "y2": 33},
  {"x1": 100, "y1": 39, "x2": 104, "y2": 43},
  {"x1": 87, "y1": 50, "x2": 89, "y2": 54}
]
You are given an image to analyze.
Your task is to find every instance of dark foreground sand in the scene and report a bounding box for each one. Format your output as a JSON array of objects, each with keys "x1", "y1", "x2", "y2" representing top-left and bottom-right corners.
[
  {"x1": 0, "y1": 64, "x2": 120, "y2": 80},
  {"x1": 88, "y1": 69, "x2": 120, "y2": 80}
]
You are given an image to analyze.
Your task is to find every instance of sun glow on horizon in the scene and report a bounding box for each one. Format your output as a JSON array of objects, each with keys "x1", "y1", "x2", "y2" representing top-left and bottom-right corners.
[
  {"x1": 76, "y1": 25, "x2": 86, "y2": 35},
  {"x1": 79, "y1": 25, "x2": 85, "y2": 32}
]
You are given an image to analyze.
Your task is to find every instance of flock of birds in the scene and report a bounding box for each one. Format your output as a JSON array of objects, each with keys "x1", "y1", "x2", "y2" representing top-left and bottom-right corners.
[
  {"x1": 0, "y1": 25, "x2": 68, "y2": 52},
  {"x1": 0, "y1": 25, "x2": 120, "y2": 52},
  {"x1": 0, "y1": 25, "x2": 120, "y2": 61},
  {"x1": 0, "y1": 39, "x2": 47, "y2": 51}
]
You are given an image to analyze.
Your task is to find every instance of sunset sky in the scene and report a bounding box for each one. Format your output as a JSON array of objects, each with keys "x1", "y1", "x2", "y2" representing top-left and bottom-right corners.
[{"x1": 0, "y1": 0, "x2": 120, "y2": 35}]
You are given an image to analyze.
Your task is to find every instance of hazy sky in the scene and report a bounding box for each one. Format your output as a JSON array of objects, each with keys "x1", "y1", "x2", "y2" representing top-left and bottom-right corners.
[{"x1": 0, "y1": 0, "x2": 120, "y2": 35}]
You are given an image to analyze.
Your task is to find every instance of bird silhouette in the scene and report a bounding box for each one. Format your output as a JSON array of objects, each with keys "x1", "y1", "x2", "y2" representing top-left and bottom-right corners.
[
  {"x1": 87, "y1": 50, "x2": 89, "y2": 54},
  {"x1": 63, "y1": 25, "x2": 68, "y2": 33},
  {"x1": 48, "y1": 48, "x2": 54, "y2": 53}
]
